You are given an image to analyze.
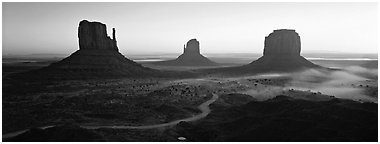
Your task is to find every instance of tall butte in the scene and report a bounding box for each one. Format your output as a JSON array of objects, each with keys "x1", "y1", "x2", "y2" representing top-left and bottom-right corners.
[
  {"x1": 246, "y1": 29, "x2": 318, "y2": 70},
  {"x1": 207, "y1": 29, "x2": 320, "y2": 75},
  {"x1": 153, "y1": 39, "x2": 218, "y2": 66},
  {"x1": 25, "y1": 20, "x2": 159, "y2": 79}
]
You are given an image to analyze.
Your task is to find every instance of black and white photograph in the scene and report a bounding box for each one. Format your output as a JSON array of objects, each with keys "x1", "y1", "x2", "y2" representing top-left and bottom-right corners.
[{"x1": 1, "y1": 1, "x2": 378, "y2": 142}]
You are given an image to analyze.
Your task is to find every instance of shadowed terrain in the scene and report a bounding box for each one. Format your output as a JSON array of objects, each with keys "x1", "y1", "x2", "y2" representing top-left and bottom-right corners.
[
  {"x1": 2, "y1": 22, "x2": 377, "y2": 142},
  {"x1": 168, "y1": 94, "x2": 377, "y2": 142}
]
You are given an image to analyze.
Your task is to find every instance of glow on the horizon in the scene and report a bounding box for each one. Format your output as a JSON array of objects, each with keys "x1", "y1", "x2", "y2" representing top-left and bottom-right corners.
[{"x1": 2, "y1": 2, "x2": 378, "y2": 55}]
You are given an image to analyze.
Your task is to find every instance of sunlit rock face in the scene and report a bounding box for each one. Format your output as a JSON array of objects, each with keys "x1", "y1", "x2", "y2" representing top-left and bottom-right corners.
[
  {"x1": 153, "y1": 39, "x2": 218, "y2": 66},
  {"x1": 263, "y1": 29, "x2": 301, "y2": 57}
]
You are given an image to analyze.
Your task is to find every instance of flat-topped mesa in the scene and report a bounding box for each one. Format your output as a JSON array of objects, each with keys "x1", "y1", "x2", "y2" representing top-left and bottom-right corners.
[
  {"x1": 245, "y1": 29, "x2": 319, "y2": 71},
  {"x1": 78, "y1": 20, "x2": 118, "y2": 51},
  {"x1": 153, "y1": 38, "x2": 217, "y2": 66},
  {"x1": 200, "y1": 29, "x2": 321, "y2": 75},
  {"x1": 18, "y1": 19, "x2": 164, "y2": 79},
  {"x1": 263, "y1": 29, "x2": 300, "y2": 57},
  {"x1": 183, "y1": 39, "x2": 200, "y2": 54}
]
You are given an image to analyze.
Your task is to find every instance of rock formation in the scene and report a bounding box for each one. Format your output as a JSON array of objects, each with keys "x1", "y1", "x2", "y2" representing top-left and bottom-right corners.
[
  {"x1": 243, "y1": 29, "x2": 318, "y2": 71},
  {"x1": 263, "y1": 29, "x2": 301, "y2": 57},
  {"x1": 203, "y1": 29, "x2": 320, "y2": 75},
  {"x1": 21, "y1": 20, "x2": 161, "y2": 79},
  {"x1": 78, "y1": 20, "x2": 118, "y2": 51},
  {"x1": 153, "y1": 39, "x2": 218, "y2": 66},
  {"x1": 183, "y1": 39, "x2": 200, "y2": 54},
  {"x1": 246, "y1": 29, "x2": 318, "y2": 71}
]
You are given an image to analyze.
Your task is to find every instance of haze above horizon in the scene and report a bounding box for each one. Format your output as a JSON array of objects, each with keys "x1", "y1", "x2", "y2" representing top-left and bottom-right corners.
[{"x1": 2, "y1": 2, "x2": 378, "y2": 55}]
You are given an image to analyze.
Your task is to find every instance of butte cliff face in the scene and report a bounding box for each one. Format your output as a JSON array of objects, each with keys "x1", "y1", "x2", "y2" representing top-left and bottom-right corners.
[
  {"x1": 154, "y1": 39, "x2": 217, "y2": 66},
  {"x1": 183, "y1": 39, "x2": 200, "y2": 54},
  {"x1": 263, "y1": 29, "x2": 301, "y2": 57},
  {"x1": 248, "y1": 29, "x2": 318, "y2": 70},
  {"x1": 23, "y1": 20, "x2": 161, "y2": 79},
  {"x1": 204, "y1": 29, "x2": 320, "y2": 75},
  {"x1": 242, "y1": 29, "x2": 319, "y2": 72},
  {"x1": 78, "y1": 20, "x2": 118, "y2": 51}
]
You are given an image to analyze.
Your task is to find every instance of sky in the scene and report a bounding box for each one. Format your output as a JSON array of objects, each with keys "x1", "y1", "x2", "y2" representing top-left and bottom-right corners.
[{"x1": 2, "y1": 2, "x2": 378, "y2": 56}]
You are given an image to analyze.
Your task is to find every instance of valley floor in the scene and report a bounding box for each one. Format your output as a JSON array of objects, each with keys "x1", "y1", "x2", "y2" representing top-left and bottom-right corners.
[{"x1": 2, "y1": 59, "x2": 378, "y2": 142}]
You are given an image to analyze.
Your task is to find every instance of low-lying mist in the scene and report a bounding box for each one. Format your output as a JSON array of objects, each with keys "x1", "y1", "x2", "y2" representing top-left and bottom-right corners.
[{"x1": 241, "y1": 66, "x2": 378, "y2": 103}]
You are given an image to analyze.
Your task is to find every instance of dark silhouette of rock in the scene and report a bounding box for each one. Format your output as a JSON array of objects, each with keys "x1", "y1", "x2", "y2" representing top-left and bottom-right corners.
[
  {"x1": 246, "y1": 29, "x2": 317, "y2": 71},
  {"x1": 11, "y1": 20, "x2": 169, "y2": 80},
  {"x1": 249, "y1": 29, "x2": 317, "y2": 68},
  {"x1": 153, "y1": 39, "x2": 218, "y2": 66},
  {"x1": 203, "y1": 29, "x2": 320, "y2": 75},
  {"x1": 42, "y1": 20, "x2": 160, "y2": 79},
  {"x1": 183, "y1": 39, "x2": 200, "y2": 54},
  {"x1": 263, "y1": 29, "x2": 300, "y2": 57},
  {"x1": 78, "y1": 20, "x2": 118, "y2": 51}
]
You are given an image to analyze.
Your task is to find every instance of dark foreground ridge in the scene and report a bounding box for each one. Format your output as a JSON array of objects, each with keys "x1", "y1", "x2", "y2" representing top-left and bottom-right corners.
[
  {"x1": 153, "y1": 39, "x2": 218, "y2": 66},
  {"x1": 170, "y1": 95, "x2": 378, "y2": 142},
  {"x1": 9, "y1": 20, "x2": 192, "y2": 80},
  {"x1": 201, "y1": 29, "x2": 321, "y2": 75},
  {"x1": 5, "y1": 95, "x2": 377, "y2": 142}
]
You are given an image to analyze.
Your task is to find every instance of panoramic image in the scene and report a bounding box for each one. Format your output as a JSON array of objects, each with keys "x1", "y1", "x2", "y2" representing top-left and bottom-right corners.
[{"x1": 2, "y1": 2, "x2": 378, "y2": 142}]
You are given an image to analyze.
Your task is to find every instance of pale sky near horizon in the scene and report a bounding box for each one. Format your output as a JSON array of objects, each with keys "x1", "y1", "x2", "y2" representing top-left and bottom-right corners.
[{"x1": 2, "y1": 2, "x2": 378, "y2": 55}]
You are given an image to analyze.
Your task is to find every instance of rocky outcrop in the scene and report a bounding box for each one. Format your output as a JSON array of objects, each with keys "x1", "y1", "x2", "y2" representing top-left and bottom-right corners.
[
  {"x1": 202, "y1": 29, "x2": 320, "y2": 75},
  {"x1": 153, "y1": 39, "x2": 217, "y2": 66},
  {"x1": 246, "y1": 29, "x2": 318, "y2": 71},
  {"x1": 183, "y1": 39, "x2": 200, "y2": 54},
  {"x1": 17, "y1": 20, "x2": 165, "y2": 79},
  {"x1": 263, "y1": 29, "x2": 300, "y2": 57},
  {"x1": 78, "y1": 20, "x2": 118, "y2": 51}
]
